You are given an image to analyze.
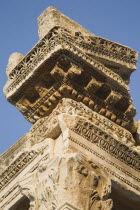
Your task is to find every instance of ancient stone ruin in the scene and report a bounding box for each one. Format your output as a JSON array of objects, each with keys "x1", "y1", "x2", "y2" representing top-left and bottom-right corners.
[{"x1": 1, "y1": 6, "x2": 140, "y2": 210}]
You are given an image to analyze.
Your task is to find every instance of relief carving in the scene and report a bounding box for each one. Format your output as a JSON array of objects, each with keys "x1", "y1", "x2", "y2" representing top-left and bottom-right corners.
[
  {"x1": 1, "y1": 6, "x2": 140, "y2": 210},
  {"x1": 4, "y1": 16, "x2": 137, "y2": 132},
  {"x1": 18, "y1": 153, "x2": 112, "y2": 210}
]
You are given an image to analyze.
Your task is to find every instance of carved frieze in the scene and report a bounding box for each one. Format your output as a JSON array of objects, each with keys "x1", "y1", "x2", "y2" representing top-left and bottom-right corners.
[
  {"x1": 0, "y1": 151, "x2": 38, "y2": 192},
  {"x1": 30, "y1": 98, "x2": 135, "y2": 145}
]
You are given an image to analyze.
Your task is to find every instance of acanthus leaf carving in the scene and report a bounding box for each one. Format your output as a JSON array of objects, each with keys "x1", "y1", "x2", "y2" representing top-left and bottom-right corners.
[{"x1": 18, "y1": 153, "x2": 112, "y2": 210}]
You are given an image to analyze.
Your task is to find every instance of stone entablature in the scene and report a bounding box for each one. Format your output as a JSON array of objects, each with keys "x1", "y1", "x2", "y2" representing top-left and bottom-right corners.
[
  {"x1": 1, "y1": 6, "x2": 140, "y2": 210},
  {"x1": 3, "y1": 40, "x2": 137, "y2": 132},
  {"x1": 0, "y1": 99, "x2": 140, "y2": 209}
]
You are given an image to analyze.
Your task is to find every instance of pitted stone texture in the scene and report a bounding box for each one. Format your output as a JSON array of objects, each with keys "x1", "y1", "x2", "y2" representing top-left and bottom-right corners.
[
  {"x1": 135, "y1": 120, "x2": 140, "y2": 144},
  {"x1": 37, "y1": 6, "x2": 95, "y2": 39},
  {"x1": 6, "y1": 52, "x2": 24, "y2": 78}
]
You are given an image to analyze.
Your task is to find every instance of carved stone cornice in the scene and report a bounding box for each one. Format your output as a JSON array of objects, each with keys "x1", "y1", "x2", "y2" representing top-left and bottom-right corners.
[
  {"x1": 3, "y1": 43, "x2": 137, "y2": 133},
  {"x1": 4, "y1": 28, "x2": 128, "y2": 96},
  {"x1": 4, "y1": 7, "x2": 138, "y2": 135},
  {"x1": 37, "y1": 7, "x2": 137, "y2": 70},
  {"x1": 4, "y1": 26, "x2": 136, "y2": 95}
]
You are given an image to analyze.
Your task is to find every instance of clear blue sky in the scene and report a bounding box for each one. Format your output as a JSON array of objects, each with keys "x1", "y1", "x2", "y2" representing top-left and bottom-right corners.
[{"x1": 1, "y1": 0, "x2": 140, "y2": 154}]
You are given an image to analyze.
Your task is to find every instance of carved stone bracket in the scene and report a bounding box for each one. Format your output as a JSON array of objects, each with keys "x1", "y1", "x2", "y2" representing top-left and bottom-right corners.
[{"x1": 4, "y1": 8, "x2": 138, "y2": 135}]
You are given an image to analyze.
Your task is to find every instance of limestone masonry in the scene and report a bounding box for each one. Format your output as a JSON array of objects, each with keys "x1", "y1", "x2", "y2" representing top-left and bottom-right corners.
[{"x1": 1, "y1": 6, "x2": 140, "y2": 210}]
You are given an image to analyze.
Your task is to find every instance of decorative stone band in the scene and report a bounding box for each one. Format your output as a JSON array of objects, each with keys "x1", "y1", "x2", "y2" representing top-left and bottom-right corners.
[
  {"x1": 4, "y1": 98, "x2": 135, "y2": 176},
  {"x1": 66, "y1": 115, "x2": 140, "y2": 172},
  {"x1": 0, "y1": 100, "x2": 139, "y2": 195},
  {"x1": 0, "y1": 190, "x2": 19, "y2": 210},
  {"x1": 69, "y1": 137, "x2": 140, "y2": 192},
  {"x1": 0, "y1": 134, "x2": 29, "y2": 169},
  {"x1": 0, "y1": 150, "x2": 38, "y2": 192},
  {"x1": 24, "y1": 79, "x2": 134, "y2": 125},
  {"x1": 0, "y1": 184, "x2": 18, "y2": 205},
  {"x1": 61, "y1": 28, "x2": 138, "y2": 68},
  {"x1": 4, "y1": 27, "x2": 131, "y2": 98},
  {"x1": 28, "y1": 100, "x2": 139, "y2": 173},
  {"x1": 30, "y1": 98, "x2": 135, "y2": 144}
]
